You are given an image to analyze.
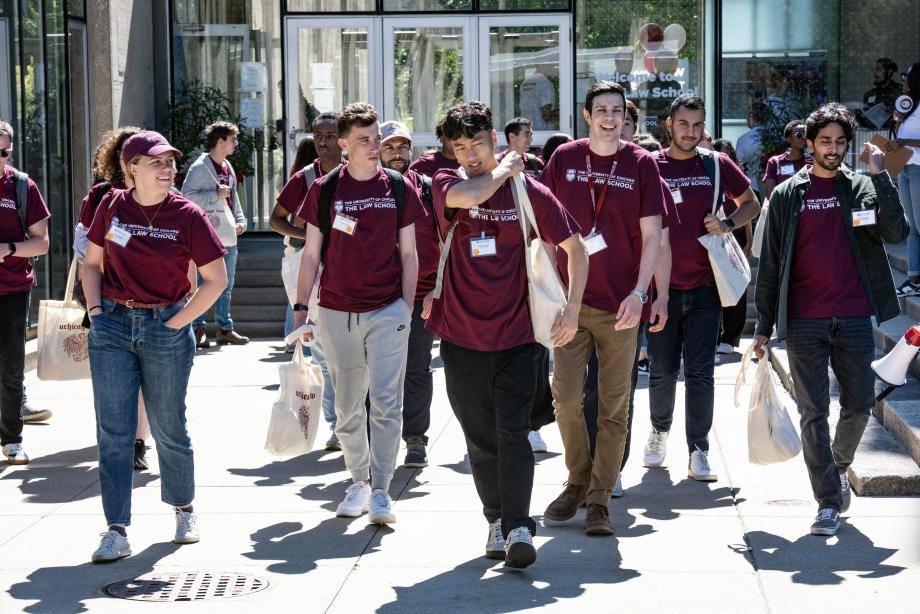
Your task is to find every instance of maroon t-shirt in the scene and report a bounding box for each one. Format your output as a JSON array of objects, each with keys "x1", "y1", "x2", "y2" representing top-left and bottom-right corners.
[
  {"x1": 78, "y1": 180, "x2": 127, "y2": 229},
  {"x1": 427, "y1": 170, "x2": 577, "y2": 352},
  {"x1": 297, "y1": 166, "x2": 427, "y2": 313},
  {"x1": 540, "y1": 139, "x2": 666, "y2": 313},
  {"x1": 407, "y1": 169, "x2": 440, "y2": 302},
  {"x1": 0, "y1": 165, "x2": 50, "y2": 295},
  {"x1": 762, "y1": 152, "x2": 811, "y2": 187},
  {"x1": 498, "y1": 149, "x2": 545, "y2": 178},
  {"x1": 87, "y1": 189, "x2": 227, "y2": 304},
  {"x1": 277, "y1": 160, "x2": 327, "y2": 215},
  {"x1": 788, "y1": 173, "x2": 873, "y2": 319},
  {"x1": 212, "y1": 158, "x2": 232, "y2": 208},
  {"x1": 409, "y1": 151, "x2": 460, "y2": 178},
  {"x1": 655, "y1": 150, "x2": 750, "y2": 290}
]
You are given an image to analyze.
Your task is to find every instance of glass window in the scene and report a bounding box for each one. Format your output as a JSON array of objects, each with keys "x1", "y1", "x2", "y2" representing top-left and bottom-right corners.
[
  {"x1": 287, "y1": 0, "x2": 375, "y2": 11},
  {"x1": 172, "y1": 0, "x2": 283, "y2": 230},
  {"x1": 485, "y1": 25, "x2": 563, "y2": 133},
  {"x1": 392, "y1": 26, "x2": 466, "y2": 133},
  {"x1": 293, "y1": 26, "x2": 370, "y2": 118},
  {"x1": 67, "y1": 0, "x2": 84, "y2": 17},
  {"x1": 479, "y1": 0, "x2": 568, "y2": 10},
  {"x1": 383, "y1": 0, "x2": 472, "y2": 10},
  {"x1": 576, "y1": 0, "x2": 704, "y2": 139}
]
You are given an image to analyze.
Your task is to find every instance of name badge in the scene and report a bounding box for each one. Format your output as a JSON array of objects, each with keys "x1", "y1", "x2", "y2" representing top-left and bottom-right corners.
[
  {"x1": 852, "y1": 209, "x2": 877, "y2": 227},
  {"x1": 867, "y1": 95, "x2": 876, "y2": 104},
  {"x1": 332, "y1": 214, "x2": 358, "y2": 236},
  {"x1": 105, "y1": 223, "x2": 132, "y2": 247},
  {"x1": 585, "y1": 231, "x2": 608, "y2": 256},
  {"x1": 780, "y1": 164, "x2": 795, "y2": 176},
  {"x1": 670, "y1": 188, "x2": 683, "y2": 204},
  {"x1": 470, "y1": 234, "x2": 497, "y2": 257}
]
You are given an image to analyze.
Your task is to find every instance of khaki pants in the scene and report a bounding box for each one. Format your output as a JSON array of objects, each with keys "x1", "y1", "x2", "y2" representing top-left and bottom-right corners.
[{"x1": 552, "y1": 305, "x2": 638, "y2": 505}]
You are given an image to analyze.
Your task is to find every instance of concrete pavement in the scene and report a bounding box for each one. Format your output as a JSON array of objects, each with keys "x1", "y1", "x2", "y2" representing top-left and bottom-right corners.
[{"x1": 1, "y1": 339, "x2": 918, "y2": 613}]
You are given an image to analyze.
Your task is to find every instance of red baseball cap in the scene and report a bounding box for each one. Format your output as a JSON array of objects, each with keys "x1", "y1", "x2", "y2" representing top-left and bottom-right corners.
[{"x1": 121, "y1": 131, "x2": 182, "y2": 163}]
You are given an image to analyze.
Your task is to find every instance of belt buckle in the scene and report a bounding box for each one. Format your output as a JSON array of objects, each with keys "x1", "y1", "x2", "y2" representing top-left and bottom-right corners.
[{"x1": 125, "y1": 299, "x2": 137, "y2": 309}]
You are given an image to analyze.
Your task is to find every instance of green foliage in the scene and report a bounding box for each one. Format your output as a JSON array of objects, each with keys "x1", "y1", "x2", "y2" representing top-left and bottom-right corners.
[{"x1": 163, "y1": 82, "x2": 255, "y2": 177}]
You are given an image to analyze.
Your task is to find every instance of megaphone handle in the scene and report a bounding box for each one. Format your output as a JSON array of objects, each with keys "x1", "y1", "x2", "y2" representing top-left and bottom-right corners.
[{"x1": 875, "y1": 384, "x2": 897, "y2": 402}]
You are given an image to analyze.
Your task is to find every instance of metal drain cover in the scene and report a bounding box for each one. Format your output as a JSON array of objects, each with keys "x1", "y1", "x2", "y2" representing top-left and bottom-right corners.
[
  {"x1": 104, "y1": 572, "x2": 269, "y2": 602},
  {"x1": 766, "y1": 499, "x2": 810, "y2": 506}
]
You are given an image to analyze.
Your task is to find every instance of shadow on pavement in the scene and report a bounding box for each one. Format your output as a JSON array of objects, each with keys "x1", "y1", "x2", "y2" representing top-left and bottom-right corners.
[
  {"x1": 227, "y1": 449, "x2": 346, "y2": 487},
  {"x1": 626, "y1": 469, "x2": 744, "y2": 521},
  {"x1": 7, "y1": 542, "x2": 181, "y2": 613},
  {"x1": 1, "y1": 446, "x2": 157, "y2": 505},
  {"x1": 737, "y1": 526, "x2": 906, "y2": 585},
  {"x1": 376, "y1": 526, "x2": 641, "y2": 613},
  {"x1": 442, "y1": 454, "x2": 473, "y2": 475}
]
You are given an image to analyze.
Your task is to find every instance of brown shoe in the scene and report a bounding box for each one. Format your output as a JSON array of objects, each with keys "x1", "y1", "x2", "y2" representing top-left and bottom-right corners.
[
  {"x1": 544, "y1": 482, "x2": 588, "y2": 521},
  {"x1": 217, "y1": 329, "x2": 249, "y2": 345},
  {"x1": 584, "y1": 503, "x2": 614, "y2": 536},
  {"x1": 194, "y1": 325, "x2": 210, "y2": 349}
]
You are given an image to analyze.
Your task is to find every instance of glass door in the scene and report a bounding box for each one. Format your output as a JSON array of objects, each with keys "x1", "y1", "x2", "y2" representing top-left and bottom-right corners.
[
  {"x1": 479, "y1": 15, "x2": 572, "y2": 146},
  {"x1": 383, "y1": 17, "x2": 476, "y2": 151},
  {"x1": 284, "y1": 17, "x2": 381, "y2": 162}
]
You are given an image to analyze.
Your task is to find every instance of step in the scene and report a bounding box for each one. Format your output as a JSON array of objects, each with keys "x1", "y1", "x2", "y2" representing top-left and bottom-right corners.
[
  {"x1": 199, "y1": 320, "x2": 284, "y2": 338},
  {"x1": 217, "y1": 304, "x2": 286, "y2": 321},
  {"x1": 231, "y1": 286, "x2": 288, "y2": 306},
  {"x1": 873, "y1": 314, "x2": 920, "y2": 381},
  {"x1": 890, "y1": 268, "x2": 920, "y2": 321},
  {"x1": 769, "y1": 344, "x2": 920, "y2": 496},
  {"x1": 886, "y1": 241, "x2": 908, "y2": 275},
  {"x1": 873, "y1": 378, "x2": 920, "y2": 467},
  {"x1": 234, "y1": 269, "x2": 284, "y2": 287}
]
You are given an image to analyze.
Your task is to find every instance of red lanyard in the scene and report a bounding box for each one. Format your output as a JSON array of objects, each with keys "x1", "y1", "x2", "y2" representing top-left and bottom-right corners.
[{"x1": 585, "y1": 143, "x2": 622, "y2": 228}]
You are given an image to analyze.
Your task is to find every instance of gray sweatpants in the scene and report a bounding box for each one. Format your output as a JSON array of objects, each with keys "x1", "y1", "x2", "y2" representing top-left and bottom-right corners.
[{"x1": 318, "y1": 299, "x2": 411, "y2": 492}]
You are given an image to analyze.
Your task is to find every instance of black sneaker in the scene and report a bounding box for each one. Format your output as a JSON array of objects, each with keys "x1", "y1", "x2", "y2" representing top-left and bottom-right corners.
[
  {"x1": 810, "y1": 507, "x2": 840, "y2": 536},
  {"x1": 636, "y1": 358, "x2": 650, "y2": 375},
  {"x1": 403, "y1": 443, "x2": 428, "y2": 468},
  {"x1": 133, "y1": 439, "x2": 148, "y2": 471},
  {"x1": 840, "y1": 472, "x2": 851, "y2": 513},
  {"x1": 895, "y1": 279, "x2": 920, "y2": 298}
]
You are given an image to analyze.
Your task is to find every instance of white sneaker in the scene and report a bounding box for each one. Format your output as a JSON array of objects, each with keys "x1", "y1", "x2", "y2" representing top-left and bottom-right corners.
[
  {"x1": 2, "y1": 443, "x2": 29, "y2": 465},
  {"x1": 485, "y1": 519, "x2": 506, "y2": 560},
  {"x1": 174, "y1": 508, "x2": 200, "y2": 544},
  {"x1": 368, "y1": 488, "x2": 396, "y2": 525},
  {"x1": 688, "y1": 447, "x2": 718, "y2": 481},
  {"x1": 611, "y1": 473, "x2": 624, "y2": 498},
  {"x1": 92, "y1": 529, "x2": 131, "y2": 563},
  {"x1": 336, "y1": 481, "x2": 371, "y2": 517},
  {"x1": 643, "y1": 430, "x2": 668, "y2": 467},
  {"x1": 504, "y1": 526, "x2": 536, "y2": 569},
  {"x1": 528, "y1": 430, "x2": 548, "y2": 453},
  {"x1": 716, "y1": 342, "x2": 734, "y2": 354}
]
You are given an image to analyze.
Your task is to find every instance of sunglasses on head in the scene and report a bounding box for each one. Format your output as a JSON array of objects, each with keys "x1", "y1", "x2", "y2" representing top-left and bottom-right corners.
[
  {"x1": 793, "y1": 131, "x2": 805, "y2": 139},
  {"x1": 0, "y1": 148, "x2": 11, "y2": 158}
]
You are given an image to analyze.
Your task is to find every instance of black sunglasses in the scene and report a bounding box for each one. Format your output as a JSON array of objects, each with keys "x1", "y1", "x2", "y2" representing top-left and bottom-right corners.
[
  {"x1": 793, "y1": 131, "x2": 805, "y2": 139},
  {"x1": 0, "y1": 148, "x2": 11, "y2": 158}
]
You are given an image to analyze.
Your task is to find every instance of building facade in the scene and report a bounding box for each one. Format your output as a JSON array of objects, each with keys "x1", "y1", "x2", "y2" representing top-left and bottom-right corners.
[{"x1": 2, "y1": 0, "x2": 920, "y2": 306}]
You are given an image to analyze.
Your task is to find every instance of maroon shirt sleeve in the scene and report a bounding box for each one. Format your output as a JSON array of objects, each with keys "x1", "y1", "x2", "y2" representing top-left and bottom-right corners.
[
  {"x1": 398, "y1": 175, "x2": 427, "y2": 229},
  {"x1": 538, "y1": 150, "x2": 559, "y2": 195},
  {"x1": 762, "y1": 156, "x2": 778, "y2": 185},
  {"x1": 525, "y1": 177, "x2": 577, "y2": 246},
  {"x1": 24, "y1": 178, "x2": 50, "y2": 227},
  {"x1": 719, "y1": 152, "x2": 751, "y2": 200},
  {"x1": 637, "y1": 152, "x2": 665, "y2": 218},
  {"x1": 187, "y1": 204, "x2": 228, "y2": 266},
  {"x1": 78, "y1": 183, "x2": 109, "y2": 228},
  {"x1": 431, "y1": 169, "x2": 464, "y2": 237},
  {"x1": 296, "y1": 177, "x2": 323, "y2": 227},
  {"x1": 277, "y1": 169, "x2": 308, "y2": 215},
  {"x1": 660, "y1": 178, "x2": 677, "y2": 229},
  {"x1": 87, "y1": 190, "x2": 120, "y2": 246}
]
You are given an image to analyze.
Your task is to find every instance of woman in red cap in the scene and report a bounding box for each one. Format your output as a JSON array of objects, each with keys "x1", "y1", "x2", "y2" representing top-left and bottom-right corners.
[{"x1": 81, "y1": 130, "x2": 228, "y2": 563}]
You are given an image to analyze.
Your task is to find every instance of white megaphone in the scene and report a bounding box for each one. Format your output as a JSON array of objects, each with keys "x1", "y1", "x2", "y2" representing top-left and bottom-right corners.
[{"x1": 872, "y1": 325, "x2": 920, "y2": 398}]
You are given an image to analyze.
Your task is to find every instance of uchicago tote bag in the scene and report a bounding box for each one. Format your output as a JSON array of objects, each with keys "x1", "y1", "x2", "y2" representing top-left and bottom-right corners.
[
  {"x1": 264, "y1": 328, "x2": 323, "y2": 456},
  {"x1": 37, "y1": 257, "x2": 90, "y2": 381}
]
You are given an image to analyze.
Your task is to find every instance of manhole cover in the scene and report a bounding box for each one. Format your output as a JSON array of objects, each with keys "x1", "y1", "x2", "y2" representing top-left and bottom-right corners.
[
  {"x1": 766, "y1": 499, "x2": 810, "y2": 506},
  {"x1": 104, "y1": 572, "x2": 269, "y2": 602}
]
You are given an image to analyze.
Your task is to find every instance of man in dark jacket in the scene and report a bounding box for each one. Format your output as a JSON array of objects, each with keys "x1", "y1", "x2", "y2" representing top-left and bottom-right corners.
[{"x1": 754, "y1": 103, "x2": 909, "y2": 538}]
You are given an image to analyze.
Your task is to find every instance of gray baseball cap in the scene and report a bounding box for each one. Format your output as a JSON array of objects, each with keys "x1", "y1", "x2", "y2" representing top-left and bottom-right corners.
[{"x1": 380, "y1": 121, "x2": 412, "y2": 145}]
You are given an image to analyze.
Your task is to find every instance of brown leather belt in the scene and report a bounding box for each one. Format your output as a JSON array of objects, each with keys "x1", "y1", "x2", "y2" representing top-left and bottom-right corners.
[{"x1": 111, "y1": 298, "x2": 168, "y2": 309}]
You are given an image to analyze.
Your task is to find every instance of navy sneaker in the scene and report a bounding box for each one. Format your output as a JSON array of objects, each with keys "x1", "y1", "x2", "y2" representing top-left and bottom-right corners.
[{"x1": 810, "y1": 507, "x2": 840, "y2": 536}]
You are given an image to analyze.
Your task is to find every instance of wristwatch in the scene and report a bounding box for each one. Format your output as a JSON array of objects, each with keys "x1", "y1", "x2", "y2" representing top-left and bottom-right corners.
[
  {"x1": 7, "y1": 242, "x2": 15, "y2": 255},
  {"x1": 723, "y1": 218, "x2": 736, "y2": 231},
  {"x1": 292, "y1": 303, "x2": 308, "y2": 313},
  {"x1": 630, "y1": 289, "x2": 649, "y2": 304}
]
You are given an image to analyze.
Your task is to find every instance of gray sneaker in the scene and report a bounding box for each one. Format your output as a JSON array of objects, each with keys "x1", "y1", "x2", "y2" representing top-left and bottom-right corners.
[
  {"x1": 611, "y1": 473, "x2": 624, "y2": 498},
  {"x1": 485, "y1": 519, "x2": 506, "y2": 560},
  {"x1": 2, "y1": 443, "x2": 29, "y2": 465},
  {"x1": 810, "y1": 507, "x2": 840, "y2": 536},
  {"x1": 325, "y1": 433, "x2": 341, "y2": 452},
  {"x1": 840, "y1": 472, "x2": 851, "y2": 513},
  {"x1": 174, "y1": 508, "x2": 200, "y2": 544},
  {"x1": 504, "y1": 527, "x2": 537, "y2": 569},
  {"x1": 21, "y1": 404, "x2": 52, "y2": 423},
  {"x1": 92, "y1": 529, "x2": 131, "y2": 563},
  {"x1": 403, "y1": 443, "x2": 428, "y2": 468}
]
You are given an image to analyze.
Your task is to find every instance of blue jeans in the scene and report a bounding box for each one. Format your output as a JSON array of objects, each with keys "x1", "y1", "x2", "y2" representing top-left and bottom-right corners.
[
  {"x1": 786, "y1": 317, "x2": 875, "y2": 510},
  {"x1": 284, "y1": 304, "x2": 294, "y2": 337},
  {"x1": 194, "y1": 245, "x2": 237, "y2": 331},
  {"x1": 647, "y1": 284, "x2": 722, "y2": 452},
  {"x1": 309, "y1": 332, "x2": 336, "y2": 429},
  {"x1": 89, "y1": 299, "x2": 196, "y2": 526},
  {"x1": 898, "y1": 164, "x2": 920, "y2": 276}
]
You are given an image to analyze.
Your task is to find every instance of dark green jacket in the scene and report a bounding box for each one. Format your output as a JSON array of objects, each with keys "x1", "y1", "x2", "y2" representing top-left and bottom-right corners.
[{"x1": 755, "y1": 166, "x2": 909, "y2": 340}]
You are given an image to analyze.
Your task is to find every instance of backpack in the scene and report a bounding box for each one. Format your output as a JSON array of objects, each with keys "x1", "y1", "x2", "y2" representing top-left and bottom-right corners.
[
  {"x1": 316, "y1": 165, "x2": 406, "y2": 263},
  {"x1": 11, "y1": 169, "x2": 31, "y2": 238}
]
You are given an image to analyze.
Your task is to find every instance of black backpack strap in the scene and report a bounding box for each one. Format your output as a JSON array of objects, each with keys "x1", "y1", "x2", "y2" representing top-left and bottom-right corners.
[
  {"x1": 317, "y1": 164, "x2": 342, "y2": 263},
  {"x1": 696, "y1": 147, "x2": 724, "y2": 213},
  {"x1": 12, "y1": 170, "x2": 30, "y2": 238},
  {"x1": 90, "y1": 181, "x2": 112, "y2": 211},
  {"x1": 417, "y1": 174, "x2": 441, "y2": 242},
  {"x1": 382, "y1": 168, "x2": 406, "y2": 230}
]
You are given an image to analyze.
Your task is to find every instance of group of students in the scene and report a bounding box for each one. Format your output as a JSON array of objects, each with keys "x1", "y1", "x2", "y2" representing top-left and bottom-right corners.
[{"x1": 0, "y1": 77, "x2": 908, "y2": 569}]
